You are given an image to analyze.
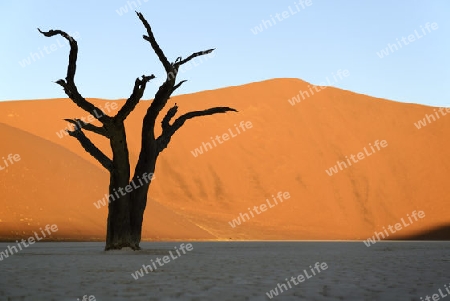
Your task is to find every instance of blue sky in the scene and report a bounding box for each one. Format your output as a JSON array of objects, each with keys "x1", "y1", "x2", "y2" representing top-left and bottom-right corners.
[{"x1": 0, "y1": 0, "x2": 448, "y2": 106}]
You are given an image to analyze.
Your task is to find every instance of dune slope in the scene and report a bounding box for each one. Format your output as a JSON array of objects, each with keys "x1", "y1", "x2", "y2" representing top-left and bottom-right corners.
[
  {"x1": 1, "y1": 78, "x2": 449, "y2": 240},
  {"x1": 0, "y1": 123, "x2": 214, "y2": 240}
]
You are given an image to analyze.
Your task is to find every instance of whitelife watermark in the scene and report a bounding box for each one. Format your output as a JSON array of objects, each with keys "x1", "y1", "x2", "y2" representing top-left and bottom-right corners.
[
  {"x1": 363, "y1": 210, "x2": 425, "y2": 246},
  {"x1": 131, "y1": 243, "x2": 193, "y2": 280},
  {"x1": 56, "y1": 102, "x2": 119, "y2": 139},
  {"x1": 266, "y1": 262, "x2": 328, "y2": 299},
  {"x1": 420, "y1": 283, "x2": 450, "y2": 301},
  {"x1": 228, "y1": 191, "x2": 290, "y2": 228},
  {"x1": 325, "y1": 140, "x2": 388, "y2": 176},
  {"x1": 0, "y1": 153, "x2": 21, "y2": 172},
  {"x1": 0, "y1": 224, "x2": 59, "y2": 261},
  {"x1": 190, "y1": 121, "x2": 253, "y2": 157},
  {"x1": 19, "y1": 31, "x2": 81, "y2": 68},
  {"x1": 115, "y1": 0, "x2": 149, "y2": 16},
  {"x1": 93, "y1": 172, "x2": 155, "y2": 209},
  {"x1": 376, "y1": 22, "x2": 439, "y2": 59},
  {"x1": 77, "y1": 296, "x2": 96, "y2": 301},
  {"x1": 414, "y1": 107, "x2": 450, "y2": 129},
  {"x1": 287, "y1": 69, "x2": 350, "y2": 106},
  {"x1": 250, "y1": 0, "x2": 313, "y2": 35}
]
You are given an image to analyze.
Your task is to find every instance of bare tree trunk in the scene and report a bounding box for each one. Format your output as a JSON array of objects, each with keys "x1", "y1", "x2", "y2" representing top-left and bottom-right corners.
[
  {"x1": 105, "y1": 125, "x2": 134, "y2": 250},
  {"x1": 105, "y1": 180, "x2": 133, "y2": 250},
  {"x1": 129, "y1": 166, "x2": 155, "y2": 246}
]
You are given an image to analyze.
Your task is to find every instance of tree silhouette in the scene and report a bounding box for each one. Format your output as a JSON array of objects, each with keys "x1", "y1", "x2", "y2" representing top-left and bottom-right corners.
[{"x1": 38, "y1": 12, "x2": 237, "y2": 250}]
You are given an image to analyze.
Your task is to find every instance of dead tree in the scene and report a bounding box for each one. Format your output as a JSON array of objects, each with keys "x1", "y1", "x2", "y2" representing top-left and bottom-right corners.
[{"x1": 38, "y1": 12, "x2": 237, "y2": 250}]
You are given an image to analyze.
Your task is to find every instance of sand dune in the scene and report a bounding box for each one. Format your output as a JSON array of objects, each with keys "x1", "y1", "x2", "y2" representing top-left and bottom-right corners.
[
  {"x1": 1, "y1": 78, "x2": 449, "y2": 241},
  {"x1": 0, "y1": 123, "x2": 214, "y2": 240}
]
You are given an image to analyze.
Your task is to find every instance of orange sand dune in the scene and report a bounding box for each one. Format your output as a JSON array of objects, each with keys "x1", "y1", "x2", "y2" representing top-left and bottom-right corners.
[
  {"x1": 0, "y1": 122, "x2": 214, "y2": 240},
  {"x1": 1, "y1": 78, "x2": 449, "y2": 241}
]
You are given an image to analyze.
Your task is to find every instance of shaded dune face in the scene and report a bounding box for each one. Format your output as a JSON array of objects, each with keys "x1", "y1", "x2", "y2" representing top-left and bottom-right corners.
[{"x1": 0, "y1": 78, "x2": 449, "y2": 241}]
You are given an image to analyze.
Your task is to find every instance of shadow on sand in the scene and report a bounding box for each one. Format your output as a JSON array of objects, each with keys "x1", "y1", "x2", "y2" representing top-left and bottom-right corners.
[{"x1": 390, "y1": 224, "x2": 450, "y2": 240}]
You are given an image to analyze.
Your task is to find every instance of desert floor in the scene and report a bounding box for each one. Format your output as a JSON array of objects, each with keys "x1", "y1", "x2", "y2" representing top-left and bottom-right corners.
[{"x1": 0, "y1": 241, "x2": 449, "y2": 300}]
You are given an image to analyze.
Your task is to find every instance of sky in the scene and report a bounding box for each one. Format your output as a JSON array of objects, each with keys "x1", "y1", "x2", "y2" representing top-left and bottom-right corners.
[{"x1": 0, "y1": 0, "x2": 449, "y2": 107}]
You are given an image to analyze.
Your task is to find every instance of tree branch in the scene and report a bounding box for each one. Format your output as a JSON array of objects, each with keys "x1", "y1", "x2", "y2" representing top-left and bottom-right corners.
[
  {"x1": 156, "y1": 105, "x2": 237, "y2": 153},
  {"x1": 136, "y1": 11, "x2": 173, "y2": 74},
  {"x1": 38, "y1": 29, "x2": 77, "y2": 80},
  {"x1": 171, "y1": 80, "x2": 187, "y2": 94},
  {"x1": 38, "y1": 28, "x2": 111, "y2": 125},
  {"x1": 67, "y1": 127, "x2": 113, "y2": 171},
  {"x1": 161, "y1": 104, "x2": 178, "y2": 131},
  {"x1": 115, "y1": 74, "x2": 156, "y2": 121},
  {"x1": 174, "y1": 49, "x2": 214, "y2": 69},
  {"x1": 64, "y1": 119, "x2": 109, "y2": 137},
  {"x1": 172, "y1": 107, "x2": 238, "y2": 131}
]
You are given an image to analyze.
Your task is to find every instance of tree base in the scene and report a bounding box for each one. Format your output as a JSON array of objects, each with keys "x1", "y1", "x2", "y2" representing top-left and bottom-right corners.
[{"x1": 104, "y1": 242, "x2": 141, "y2": 251}]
